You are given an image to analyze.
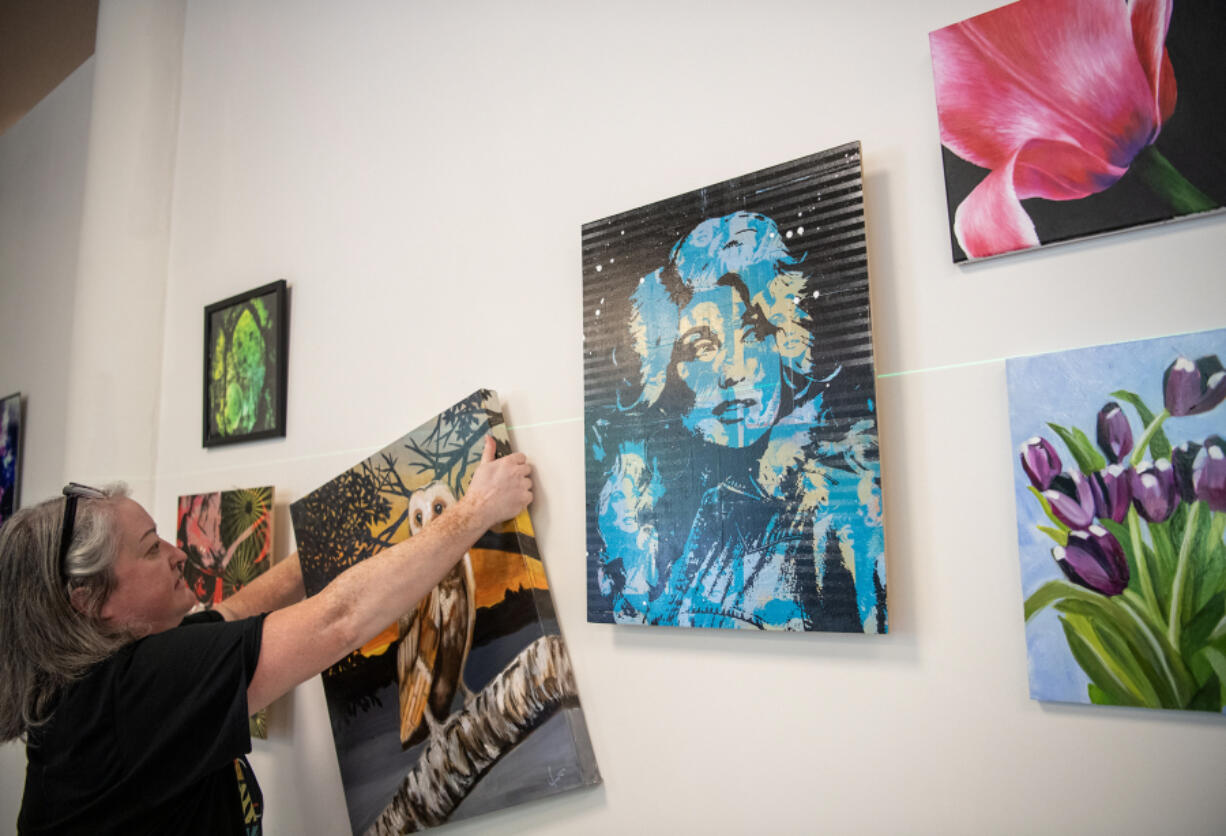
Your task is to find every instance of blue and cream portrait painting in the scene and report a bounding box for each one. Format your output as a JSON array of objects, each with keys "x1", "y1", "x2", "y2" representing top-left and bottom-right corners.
[{"x1": 581, "y1": 144, "x2": 887, "y2": 633}]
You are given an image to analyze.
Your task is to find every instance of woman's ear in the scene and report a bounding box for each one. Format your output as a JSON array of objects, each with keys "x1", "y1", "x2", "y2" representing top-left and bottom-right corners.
[{"x1": 68, "y1": 585, "x2": 92, "y2": 615}]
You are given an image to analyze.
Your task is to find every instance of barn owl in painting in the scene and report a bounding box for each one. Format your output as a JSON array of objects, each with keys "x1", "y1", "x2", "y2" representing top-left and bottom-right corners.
[{"x1": 397, "y1": 481, "x2": 477, "y2": 748}]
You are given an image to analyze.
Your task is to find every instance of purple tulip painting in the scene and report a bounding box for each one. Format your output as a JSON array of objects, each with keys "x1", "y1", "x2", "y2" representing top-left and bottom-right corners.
[
  {"x1": 930, "y1": 0, "x2": 1226, "y2": 262},
  {"x1": 1008, "y1": 328, "x2": 1226, "y2": 712}
]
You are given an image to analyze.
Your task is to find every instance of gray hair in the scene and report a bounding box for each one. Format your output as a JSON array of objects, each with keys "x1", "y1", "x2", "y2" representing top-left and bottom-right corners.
[{"x1": 0, "y1": 484, "x2": 130, "y2": 741}]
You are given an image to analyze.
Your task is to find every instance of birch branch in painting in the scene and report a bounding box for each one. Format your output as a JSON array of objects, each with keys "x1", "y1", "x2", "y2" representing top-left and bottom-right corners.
[{"x1": 366, "y1": 634, "x2": 580, "y2": 836}]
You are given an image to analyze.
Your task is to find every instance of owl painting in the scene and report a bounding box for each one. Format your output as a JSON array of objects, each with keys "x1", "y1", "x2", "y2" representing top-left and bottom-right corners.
[
  {"x1": 397, "y1": 482, "x2": 477, "y2": 748},
  {"x1": 291, "y1": 389, "x2": 600, "y2": 834}
]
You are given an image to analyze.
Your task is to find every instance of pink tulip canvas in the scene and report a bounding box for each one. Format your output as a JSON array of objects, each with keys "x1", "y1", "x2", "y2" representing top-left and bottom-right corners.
[{"x1": 930, "y1": 0, "x2": 1225, "y2": 262}]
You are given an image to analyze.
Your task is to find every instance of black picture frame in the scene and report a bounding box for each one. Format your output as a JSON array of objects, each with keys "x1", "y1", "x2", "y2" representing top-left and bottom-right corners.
[
  {"x1": 202, "y1": 280, "x2": 289, "y2": 448},
  {"x1": 0, "y1": 391, "x2": 23, "y2": 524}
]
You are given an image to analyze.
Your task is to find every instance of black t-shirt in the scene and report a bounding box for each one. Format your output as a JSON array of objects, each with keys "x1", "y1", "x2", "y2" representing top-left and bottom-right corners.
[{"x1": 18, "y1": 610, "x2": 267, "y2": 835}]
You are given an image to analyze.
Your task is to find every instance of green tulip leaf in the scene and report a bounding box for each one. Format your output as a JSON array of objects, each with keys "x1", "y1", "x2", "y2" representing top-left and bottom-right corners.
[
  {"x1": 1196, "y1": 644, "x2": 1226, "y2": 711},
  {"x1": 1211, "y1": 511, "x2": 1226, "y2": 546},
  {"x1": 1184, "y1": 503, "x2": 1223, "y2": 615},
  {"x1": 1037, "y1": 525, "x2": 1068, "y2": 545},
  {"x1": 1047, "y1": 422, "x2": 1107, "y2": 474},
  {"x1": 1109, "y1": 389, "x2": 1157, "y2": 426},
  {"x1": 1119, "y1": 591, "x2": 1199, "y2": 700},
  {"x1": 1197, "y1": 514, "x2": 1226, "y2": 613},
  {"x1": 1168, "y1": 503, "x2": 1189, "y2": 546},
  {"x1": 1213, "y1": 635, "x2": 1226, "y2": 663},
  {"x1": 1141, "y1": 539, "x2": 1169, "y2": 620},
  {"x1": 1024, "y1": 579, "x2": 1078, "y2": 622},
  {"x1": 1209, "y1": 614, "x2": 1226, "y2": 645},
  {"x1": 1058, "y1": 614, "x2": 1148, "y2": 707},
  {"x1": 1034, "y1": 581, "x2": 1195, "y2": 707},
  {"x1": 1110, "y1": 389, "x2": 1172, "y2": 460},
  {"x1": 1121, "y1": 508, "x2": 1168, "y2": 623},
  {"x1": 1086, "y1": 683, "x2": 1115, "y2": 706},
  {"x1": 1086, "y1": 613, "x2": 1164, "y2": 706},
  {"x1": 1182, "y1": 591, "x2": 1226, "y2": 659},
  {"x1": 1148, "y1": 520, "x2": 1177, "y2": 597},
  {"x1": 1054, "y1": 599, "x2": 1176, "y2": 707},
  {"x1": 1186, "y1": 673, "x2": 1223, "y2": 713},
  {"x1": 1189, "y1": 646, "x2": 1215, "y2": 691}
]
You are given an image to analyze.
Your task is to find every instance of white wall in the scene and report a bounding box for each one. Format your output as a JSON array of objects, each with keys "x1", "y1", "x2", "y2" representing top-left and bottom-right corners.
[
  {"x1": 4, "y1": 0, "x2": 1226, "y2": 833},
  {"x1": 0, "y1": 57, "x2": 96, "y2": 820},
  {"x1": 62, "y1": 0, "x2": 186, "y2": 503}
]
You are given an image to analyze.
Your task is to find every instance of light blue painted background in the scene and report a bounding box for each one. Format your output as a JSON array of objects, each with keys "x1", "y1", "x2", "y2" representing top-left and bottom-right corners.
[{"x1": 1006, "y1": 327, "x2": 1226, "y2": 705}]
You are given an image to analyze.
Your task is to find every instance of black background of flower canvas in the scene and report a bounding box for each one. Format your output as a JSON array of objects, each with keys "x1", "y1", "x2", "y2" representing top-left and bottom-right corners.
[{"x1": 938, "y1": 1, "x2": 1226, "y2": 263}]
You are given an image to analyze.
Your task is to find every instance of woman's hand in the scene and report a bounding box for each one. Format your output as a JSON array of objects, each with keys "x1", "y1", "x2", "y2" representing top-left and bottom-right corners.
[{"x1": 461, "y1": 436, "x2": 533, "y2": 529}]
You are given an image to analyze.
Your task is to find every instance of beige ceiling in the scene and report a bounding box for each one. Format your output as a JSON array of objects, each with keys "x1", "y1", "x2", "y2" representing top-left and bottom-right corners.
[{"x1": 0, "y1": 0, "x2": 98, "y2": 136}]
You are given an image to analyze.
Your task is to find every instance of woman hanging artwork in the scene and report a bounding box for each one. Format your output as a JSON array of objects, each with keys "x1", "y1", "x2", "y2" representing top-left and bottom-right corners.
[{"x1": 582, "y1": 143, "x2": 887, "y2": 633}]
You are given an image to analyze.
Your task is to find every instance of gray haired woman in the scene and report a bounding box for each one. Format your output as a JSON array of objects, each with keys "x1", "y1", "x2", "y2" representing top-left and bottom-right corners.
[{"x1": 0, "y1": 437, "x2": 532, "y2": 835}]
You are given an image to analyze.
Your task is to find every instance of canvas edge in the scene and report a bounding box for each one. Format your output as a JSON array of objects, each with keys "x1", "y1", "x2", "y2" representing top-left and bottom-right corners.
[{"x1": 484, "y1": 390, "x2": 604, "y2": 788}]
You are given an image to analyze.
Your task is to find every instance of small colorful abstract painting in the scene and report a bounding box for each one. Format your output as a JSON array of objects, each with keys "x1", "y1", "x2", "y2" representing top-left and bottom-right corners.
[
  {"x1": 581, "y1": 143, "x2": 886, "y2": 633},
  {"x1": 176, "y1": 486, "x2": 275, "y2": 736},
  {"x1": 0, "y1": 392, "x2": 22, "y2": 525},
  {"x1": 930, "y1": 0, "x2": 1226, "y2": 262},
  {"x1": 291, "y1": 389, "x2": 599, "y2": 834},
  {"x1": 203, "y1": 280, "x2": 288, "y2": 447},
  {"x1": 1008, "y1": 328, "x2": 1226, "y2": 712}
]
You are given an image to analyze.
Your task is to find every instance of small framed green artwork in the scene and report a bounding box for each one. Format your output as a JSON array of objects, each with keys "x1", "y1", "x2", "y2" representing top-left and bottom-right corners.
[{"x1": 203, "y1": 280, "x2": 289, "y2": 447}]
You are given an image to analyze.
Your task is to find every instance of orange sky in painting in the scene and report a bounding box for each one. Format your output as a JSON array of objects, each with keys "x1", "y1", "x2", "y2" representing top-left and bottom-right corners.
[
  {"x1": 474, "y1": 509, "x2": 549, "y2": 606},
  {"x1": 358, "y1": 509, "x2": 548, "y2": 658}
]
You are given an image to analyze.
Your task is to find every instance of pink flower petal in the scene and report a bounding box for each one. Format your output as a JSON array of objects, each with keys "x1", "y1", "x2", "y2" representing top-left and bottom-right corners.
[
  {"x1": 1013, "y1": 137, "x2": 1129, "y2": 201},
  {"x1": 931, "y1": 0, "x2": 1167, "y2": 174},
  {"x1": 1131, "y1": 0, "x2": 1177, "y2": 126},
  {"x1": 953, "y1": 152, "x2": 1040, "y2": 258},
  {"x1": 931, "y1": 0, "x2": 1179, "y2": 259}
]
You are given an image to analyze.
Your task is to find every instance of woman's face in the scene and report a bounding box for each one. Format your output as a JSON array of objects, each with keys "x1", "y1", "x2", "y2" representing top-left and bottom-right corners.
[
  {"x1": 673, "y1": 281, "x2": 782, "y2": 448},
  {"x1": 97, "y1": 498, "x2": 198, "y2": 636}
]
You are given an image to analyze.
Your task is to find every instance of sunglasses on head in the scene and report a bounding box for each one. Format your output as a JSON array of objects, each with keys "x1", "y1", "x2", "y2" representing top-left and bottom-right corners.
[{"x1": 59, "y1": 483, "x2": 107, "y2": 585}]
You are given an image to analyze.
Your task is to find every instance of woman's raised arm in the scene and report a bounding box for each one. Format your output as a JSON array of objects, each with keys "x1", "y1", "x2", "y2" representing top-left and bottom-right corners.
[
  {"x1": 214, "y1": 552, "x2": 305, "y2": 621},
  {"x1": 244, "y1": 437, "x2": 532, "y2": 714}
]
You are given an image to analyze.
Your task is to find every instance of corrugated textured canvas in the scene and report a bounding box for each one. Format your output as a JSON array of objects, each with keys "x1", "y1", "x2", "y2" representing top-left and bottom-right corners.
[
  {"x1": 1008, "y1": 328, "x2": 1226, "y2": 712},
  {"x1": 582, "y1": 143, "x2": 886, "y2": 632},
  {"x1": 176, "y1": 486, "x2": 275, "y2": 737},
  {"x1": 930, "y1": 0, "x2": 1226, "y2": 262},
  {"x1": 291, "y1": 389, "x2": 599, "y2": 835}
]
